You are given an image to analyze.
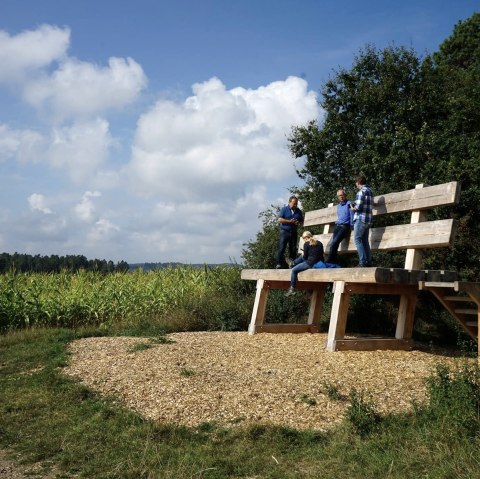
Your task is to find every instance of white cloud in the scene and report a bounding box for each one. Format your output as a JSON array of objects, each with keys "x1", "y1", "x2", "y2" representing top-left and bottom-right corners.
[
  {"x1": 0, "y1": 124, "x2": 45, "y2": 163},
  {"x1": 23, "y1": 56, "x2": 147, "y2": 120},
  {"x1": 28, "y1": 193, "x2": 53, "y2": 214},
  {"x1": 87, "y1": 218, "x2": 120, "y2": 244},
  {"x1": 46, "y1": 119, "x2": 112, "y2": 182},
  {"x1": 74, "y1": 191, "x2": 102, "y2": 223},
  {"x1": 126, "y1": 76, "x2": 320, "y2": 200},
  {"x1": 0, "y1": 24, "x2": 69, "y2": 83}
]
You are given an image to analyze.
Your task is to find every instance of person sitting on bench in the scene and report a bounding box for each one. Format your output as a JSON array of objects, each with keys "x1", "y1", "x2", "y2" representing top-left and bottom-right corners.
[{"x1": 286, "y1": 231, "x2": 324, "y2": 296}]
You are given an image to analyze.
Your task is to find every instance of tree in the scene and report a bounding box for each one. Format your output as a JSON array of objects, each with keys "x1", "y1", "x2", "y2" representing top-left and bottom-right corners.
[{"x1": 287, "y1": 14, "x2": 480, "y2": 279}]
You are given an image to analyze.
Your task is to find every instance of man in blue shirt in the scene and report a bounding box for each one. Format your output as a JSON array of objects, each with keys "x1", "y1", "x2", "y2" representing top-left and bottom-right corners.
[
  {"x1": 351, "y1": 175, "x2": 374, "y2": 267},
  {"x1": 326, "y1": 189, "x2": 354, "y2": 264},
  {"x1": 276, "y1": 195, "x2": 303, "y2": 268}
]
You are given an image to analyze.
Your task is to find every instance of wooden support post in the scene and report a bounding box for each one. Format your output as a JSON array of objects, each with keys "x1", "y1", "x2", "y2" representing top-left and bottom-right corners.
[
  {"x1": 307, "y1": 285, "x2": 327, "y2": 326},
  {"x1": 326, "y1": 281, "x2": 350, "y2": 351},
  {"x1": 248, "y1": 279, "x2": 269, "y2": 335},
  {"x1": 404, "y1": 184, "x2": 427, "y2": 270},
  {"x1": 396, "y1": 291, "x2": 418, "y2": 339}
]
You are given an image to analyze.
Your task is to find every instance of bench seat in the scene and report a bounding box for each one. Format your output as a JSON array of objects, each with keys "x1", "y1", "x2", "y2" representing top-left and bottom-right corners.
[{"x1": 241, "y1": 267, "x2": 458, "y2": 285}]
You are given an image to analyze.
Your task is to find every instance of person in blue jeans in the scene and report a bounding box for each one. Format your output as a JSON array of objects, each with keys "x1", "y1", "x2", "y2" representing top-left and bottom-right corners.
[
  {"x1": 275, "y1": 195, "x2": 303, "y2": 269},
  {"x1": 285, "y1": 231, "x2": 324, "y2": 296},
  {"x1": 351, "y1": 175, "x2": 374, "y2": 267},
  {"x1": 326, "y1": 189, "x2": 354, "y2": 264}
]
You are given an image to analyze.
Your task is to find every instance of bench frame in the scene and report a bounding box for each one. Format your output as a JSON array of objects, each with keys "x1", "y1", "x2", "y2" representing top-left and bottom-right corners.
[{"x1": 242, "y1": 182, "x2": 466, "y2": 351}]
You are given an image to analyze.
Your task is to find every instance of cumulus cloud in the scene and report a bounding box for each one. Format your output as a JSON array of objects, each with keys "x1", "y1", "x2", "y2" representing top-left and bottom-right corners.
[
  {"x1": 87, "y1": 218, "x2": 120, "y2": 244},
  {"x1": 23, "y1": 56, "x2": 147, "y2": 120},
  {"x1": 28, "y1": 193, "x2": 53, "y2": 214},
  {"x1": 45, "y1": 119, "x2": 112, "y2": 182},
  {"x1": 0, "y1": 24, "x2": 146, "y2": 122},
  {"x1": 74, "y1": 191, "x2": 102, "y2": 223},
  {"x1": 0, "y1": 124, "x2": 45, "y2": 163},
  {"x1": 127, "y1": 76, "x2": 320, "y2": 200},
  {"x1": 0, "y1": 24, "x2": 69, "y2": 83}
]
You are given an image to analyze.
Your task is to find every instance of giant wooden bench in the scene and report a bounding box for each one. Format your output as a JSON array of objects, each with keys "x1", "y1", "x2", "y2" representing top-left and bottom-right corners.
[{"x1": 241, "y1": 181, "x2": 480, "y2": 352}]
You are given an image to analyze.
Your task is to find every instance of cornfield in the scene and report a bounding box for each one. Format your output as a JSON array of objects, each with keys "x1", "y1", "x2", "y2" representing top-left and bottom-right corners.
[{"x1": 0, "y1": 266, "x2": 255, "y2": 332}]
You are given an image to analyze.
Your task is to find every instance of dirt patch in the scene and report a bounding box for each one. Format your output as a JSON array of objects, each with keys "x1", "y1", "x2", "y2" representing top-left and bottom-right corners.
[
  {"x1": 0, "y1": 447, "x2": 62, "y2": 479},
  {"x1": 63, "y1": 332, "x2": 472, "y2": 431}
]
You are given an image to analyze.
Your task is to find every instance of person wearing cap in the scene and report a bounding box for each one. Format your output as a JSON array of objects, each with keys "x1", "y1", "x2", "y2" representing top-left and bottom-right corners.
[
  {"x1": 275, "y1": 195, "x2": 304, "y2": 269},
  {"x1": 285, "y1": 231, "x2": 324, "y2": 296}
]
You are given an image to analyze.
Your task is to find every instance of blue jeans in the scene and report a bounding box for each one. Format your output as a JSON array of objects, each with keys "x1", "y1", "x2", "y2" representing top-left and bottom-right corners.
[
  {"x1": 276, "y1": 229, "x2": 297, "y2": 265},
  {"x1": 354, "y1": 220, "x2": 372, "y2": 266},
  {"x1": 326, "y1": 224, "x2": 350, "y2": 263},
  {"x1": 290, "y1": 256, "x2": 311, "y2": 288}
]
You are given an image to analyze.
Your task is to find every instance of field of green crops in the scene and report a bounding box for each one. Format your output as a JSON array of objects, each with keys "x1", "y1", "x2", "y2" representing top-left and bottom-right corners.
[{"x1": 0, "y1": 266, "x2": 256, "y2": 333}]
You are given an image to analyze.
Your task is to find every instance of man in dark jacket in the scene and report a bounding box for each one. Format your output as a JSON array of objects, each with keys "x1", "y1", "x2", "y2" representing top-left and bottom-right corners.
[{"x1": 275, "y1": 195, "x2": 303, "y2": 269}]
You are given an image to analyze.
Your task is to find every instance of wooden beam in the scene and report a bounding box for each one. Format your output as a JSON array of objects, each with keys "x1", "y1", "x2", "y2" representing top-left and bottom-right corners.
[
  {"x1": 326, "y1": 281, "x2": 350, "y2": 352},
  {"x1": 333, "y1": 338, "x2": 414, "y2": 351},
  {"x1": 304, "y1": 181, "x2": 460, "y2": 226},
  {"x1": 242, "y1": 267, "x2": 397, "y2": 284},
  {"x1": 396, "y1": 292, "x2": 418, "y2": 339},
  {"x1": 253, "y1": 324, "x2": 319, "y2": 334},
  {"x1": 248, "y1": 279, "x2": 269, "y2": 335},
  {"x1": 307, "y1": 285, "x2": 327, "y2": 326},
  {"x1": 405, "y1": 184, "x2": 427, "y2": 270},
  {"x1": 343, "y1": 283, "x2": 417, "y2": 295}
]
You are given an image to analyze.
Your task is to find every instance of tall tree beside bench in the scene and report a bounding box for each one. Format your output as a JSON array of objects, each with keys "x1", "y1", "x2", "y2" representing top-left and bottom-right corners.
[{"x1": 241, "y1": 181, "x2": 480, "y2": 353}]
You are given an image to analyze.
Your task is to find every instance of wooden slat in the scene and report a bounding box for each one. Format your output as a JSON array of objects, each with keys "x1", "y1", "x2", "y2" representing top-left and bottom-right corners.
[
  {"x1": 242, "y1": 267, "x2": 393, "y2": 284},
  {"x1": 343, "y1": 283, "x2": 417, "y2": 295},
  {"x1": 304, "y1": 181, "x2": 460, "y2": 226},
  {"x1": 333, "y1": 338, "x2": 414, "y2": 351},
  {"x1": 317, "y1": 219, "x2": 455, "y2": 254},
  {"x1": 254, "y1": 324, "x2": 319, "y2": 334},
  {"x1": 242, "y1": 268, "x2": 457, "y2": 286},
  {"x1": 454, "y1": 309, "x2": 477, "y2": 315},
  {"x1": 419, "y1": 281, "x2": 456, "y2": 289},
  {"x1": 444, "y1": 296, "x2": 474, "y2": 302}
]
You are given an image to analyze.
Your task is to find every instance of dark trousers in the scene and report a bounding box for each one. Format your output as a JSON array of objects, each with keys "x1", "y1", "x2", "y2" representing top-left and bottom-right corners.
[
  {"x1": 276, "y1": 229, "x2": 297, "y2": 265},
  {"x1": 326, "y1": 224, "x2": 350, "y2": 264}
]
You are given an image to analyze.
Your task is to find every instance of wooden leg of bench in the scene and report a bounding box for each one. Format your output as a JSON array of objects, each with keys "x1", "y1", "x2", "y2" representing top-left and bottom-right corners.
[
  {"x1": 248, "y1": 279, "x2": 269, "y2": 335},
  {"x1": 395, "y1": 291, "x2": 418, "y2": 339},
  {"x1": 307, "y1": 285, "x2": 327, "y2": 327},
  {"x1": 326, "y1": 281, "x2": 350, "y2": 351}
]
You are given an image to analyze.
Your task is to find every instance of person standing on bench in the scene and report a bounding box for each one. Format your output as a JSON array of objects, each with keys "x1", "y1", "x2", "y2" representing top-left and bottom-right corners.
[
  {"x1": 286, "y1": 231, "x2": 324, "y2": 296},
  {"x1": 275, "y1": 195, "x2": 304, "y2": 269},
  {"x1": 326, "y1": 189, "x2": 354, "y2": 265},
  {"x1": 351, "y1": 175, "x2": 373, "y2": 267}
]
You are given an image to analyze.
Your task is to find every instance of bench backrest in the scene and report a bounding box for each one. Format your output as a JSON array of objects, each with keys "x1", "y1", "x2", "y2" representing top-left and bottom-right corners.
[{"x1": 302, "y1": 181, "x2": 460, "y2": 269}]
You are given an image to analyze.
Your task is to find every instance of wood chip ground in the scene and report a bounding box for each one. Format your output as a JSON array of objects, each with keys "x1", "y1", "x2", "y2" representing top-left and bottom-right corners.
[{"x1": 63, "y1": 332, "x2": 474, "y2": 431}]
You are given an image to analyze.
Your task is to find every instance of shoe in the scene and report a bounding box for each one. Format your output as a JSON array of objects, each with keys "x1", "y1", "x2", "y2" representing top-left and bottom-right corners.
[
  {"x1": 285, "y1": 287, "x2": 296, "y2": 297},
  {"x1": 286, "y1": 258, "x2": 294, "y2": 268},
  {"x1": 275, "y1": 264, "x2": 282, "y2": 269}
]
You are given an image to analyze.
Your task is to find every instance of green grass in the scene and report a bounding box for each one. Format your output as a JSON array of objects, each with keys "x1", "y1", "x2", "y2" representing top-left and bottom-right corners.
[{"x1": 1, "y1": 327, "x2": 480, "y2": 478}]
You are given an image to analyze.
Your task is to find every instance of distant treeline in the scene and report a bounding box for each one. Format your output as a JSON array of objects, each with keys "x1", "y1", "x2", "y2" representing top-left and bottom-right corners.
[
  {"x1": 129, "y1": 262, "x2": 236, "y2": 271},
  {"x1": 0, "y1": 252, "x2": 129, "y2": 274}
]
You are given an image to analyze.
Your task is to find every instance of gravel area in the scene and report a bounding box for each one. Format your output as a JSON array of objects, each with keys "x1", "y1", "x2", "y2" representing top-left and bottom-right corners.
[{"x1": 63, "y1": 332, "x2": 472, "y2": 431}]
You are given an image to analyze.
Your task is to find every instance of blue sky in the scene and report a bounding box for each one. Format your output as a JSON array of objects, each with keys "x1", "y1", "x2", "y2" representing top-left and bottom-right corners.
[{"x1": 0, "y1": 0, "x2": 476, "y2": 264}]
